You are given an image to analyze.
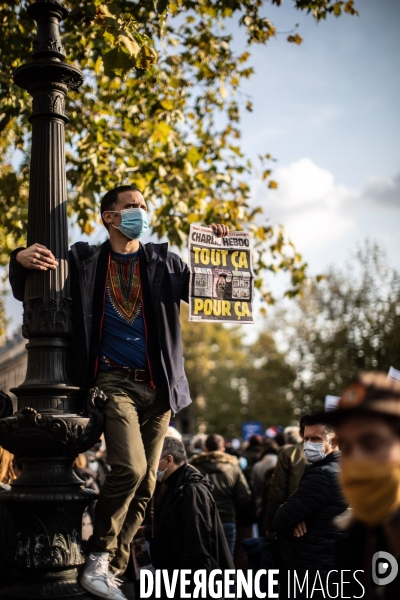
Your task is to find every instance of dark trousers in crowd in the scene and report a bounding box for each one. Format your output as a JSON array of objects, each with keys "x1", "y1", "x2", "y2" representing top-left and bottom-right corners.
[{"x1": 222, "y1": 522, "x2": 237, "y2": 558}]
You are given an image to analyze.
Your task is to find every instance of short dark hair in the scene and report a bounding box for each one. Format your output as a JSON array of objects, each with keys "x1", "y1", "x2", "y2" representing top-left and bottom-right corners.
[
  {"x1": 161, "y1": 437, "x2": 187, "y2": 465},
  {"x1": 260, "y1": 439, "x2": 279, "y2": 458},
  {"x1": 205, "y1": 434, "x2": 224, "y2": 452},
  {"x1": 299, "y1": 413, "x2": 336, "y2": 437},
  {"x1": 248, "y1": 434, "x2": 263, "y2": 447},
  {"x1": 100, "y1": 184, "x2": 142, "y2": 229}
]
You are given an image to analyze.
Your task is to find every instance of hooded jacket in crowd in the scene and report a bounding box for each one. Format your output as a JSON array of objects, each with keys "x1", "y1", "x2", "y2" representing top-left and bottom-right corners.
[
  {"x1": 150, "y1": 464, "x2": 233, "y2": 587},
  {"x1": 190, "y1": 451, "x2": 252, "y2": 523}
]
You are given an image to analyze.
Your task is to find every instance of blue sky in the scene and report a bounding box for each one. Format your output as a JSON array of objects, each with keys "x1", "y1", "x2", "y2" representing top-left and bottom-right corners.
[
  {"x1": 239, "y1": 0, "x2": 400, "y2": 188},
  {"x1": 4, "y1": 0, "x2": 400, "y2": 333},
  {"x1": 233, "y1": 0, "x2": 400, "y2": 275}
]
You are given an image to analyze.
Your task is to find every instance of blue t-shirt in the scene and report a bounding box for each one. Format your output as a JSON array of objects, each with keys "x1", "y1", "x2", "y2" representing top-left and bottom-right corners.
[{"x1": 98, "y1": 251, "x2": 147, "y2": 370}]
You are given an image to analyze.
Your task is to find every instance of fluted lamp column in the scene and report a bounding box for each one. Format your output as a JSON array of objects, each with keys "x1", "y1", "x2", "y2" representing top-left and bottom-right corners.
[{"x1": 0, "y1": 3, "x2": 104, "y2": 599}]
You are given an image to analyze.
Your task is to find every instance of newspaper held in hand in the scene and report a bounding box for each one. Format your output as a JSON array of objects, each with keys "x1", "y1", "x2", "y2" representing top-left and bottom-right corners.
[
  {"x1": 388, "y1": 366, "x2": 400, "y2": 383},
  {"x1": 325, "y1": 395, "x2": 340, "y2": 411},
  {"x1": 188, "y1": 224, "x2": 254, "y2": 323}
]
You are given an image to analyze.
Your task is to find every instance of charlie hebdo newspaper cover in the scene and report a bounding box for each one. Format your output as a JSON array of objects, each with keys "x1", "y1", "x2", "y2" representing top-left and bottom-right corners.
[{"x1": 188, "y1": 224, "x2": 254, "y2": 323}]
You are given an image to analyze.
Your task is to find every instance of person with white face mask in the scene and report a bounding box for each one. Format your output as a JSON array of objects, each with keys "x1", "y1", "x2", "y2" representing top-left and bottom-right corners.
[
  {"x1": 303, "y1": 430, "x2": 335, "y2": 463},
  {"x1": 273, "y1": 414, "x2": 348, "y2": 600}
]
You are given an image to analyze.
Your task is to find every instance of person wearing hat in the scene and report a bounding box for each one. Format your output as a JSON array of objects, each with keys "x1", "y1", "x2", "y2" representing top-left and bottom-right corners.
[{"x1": 321, "y1": 371, "x2": 400, "y2": 600}]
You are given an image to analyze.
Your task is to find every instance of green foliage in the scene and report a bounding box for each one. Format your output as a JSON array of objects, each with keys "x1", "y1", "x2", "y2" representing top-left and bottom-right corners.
[
  {"x1": 0, "y1": 271, "x2": 10, "y2": 342},
  {"x1": 284, "y1": 241, "x2": 400, "y2": 413},
  {"x1": 242, "y1": 330, "x2": 297, "y2": 426},
  {"x1": 181, "y1": 242, "x2": 400, "y2": 436},
  {"x1": 181, "y1": 305, "x2": 296, "y2": 437},
  {"x1": 94, "y1": 3, "x2": 157, "y2": 75},
  {"x1": 287, "y1": 33, "x2": 303, "y2": 45},
  {"x1": 294, "y1": 0, "x2": 358, "y2": 19},
  {"x1": 0, "y1": 0, "x2": 358, "y2": 301}
]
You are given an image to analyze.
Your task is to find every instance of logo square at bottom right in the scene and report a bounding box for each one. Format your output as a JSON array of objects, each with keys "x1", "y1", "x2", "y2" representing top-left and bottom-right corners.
[{"x1": 372, "y1": 551, "x2": 399, "y2": 586}]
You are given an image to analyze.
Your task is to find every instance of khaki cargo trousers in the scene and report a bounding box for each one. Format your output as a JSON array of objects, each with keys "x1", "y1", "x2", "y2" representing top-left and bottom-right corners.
[{"x1": 87, "y1": 371, "x2": 171, "y2": 572}]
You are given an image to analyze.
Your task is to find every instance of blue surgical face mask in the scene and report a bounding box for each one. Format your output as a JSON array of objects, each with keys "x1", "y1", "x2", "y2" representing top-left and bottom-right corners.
[{"x1": 111, "y1": 207, "x2": 149, "y2": 240}]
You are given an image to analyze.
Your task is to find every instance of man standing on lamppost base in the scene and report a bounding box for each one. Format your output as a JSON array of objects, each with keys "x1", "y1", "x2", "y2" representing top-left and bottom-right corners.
[{"x1": 9, "y1": 184, "x2": 229, "y2": 600}]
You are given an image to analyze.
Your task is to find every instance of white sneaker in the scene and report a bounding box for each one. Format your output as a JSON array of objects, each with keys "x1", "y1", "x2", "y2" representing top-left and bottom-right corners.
[
  {"x1": 107, "y1": 571, "x2": 128, "y2": 600},
  {"x1": 80, "y1": 553, "x2": 127, "y2": 600}
]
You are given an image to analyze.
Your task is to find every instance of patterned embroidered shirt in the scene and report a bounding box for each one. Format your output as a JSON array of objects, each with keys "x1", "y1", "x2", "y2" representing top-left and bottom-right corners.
[{"x1": 98, "y1": 250, "x2": 147, "y2": 370}]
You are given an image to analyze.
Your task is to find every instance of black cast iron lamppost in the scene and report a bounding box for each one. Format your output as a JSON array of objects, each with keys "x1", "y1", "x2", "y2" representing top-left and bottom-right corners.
[{"x1": 0, "y1": 2, "x2": 104, "y2": 598}]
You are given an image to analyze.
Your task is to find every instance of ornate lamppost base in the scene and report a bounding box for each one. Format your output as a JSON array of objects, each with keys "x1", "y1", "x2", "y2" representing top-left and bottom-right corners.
[
  {"x1": 0, "y1": 391, "x2": 105, "y2": 599},
  {"x1": 0, "y1": 483, "x2": 96, "y2": 599}
]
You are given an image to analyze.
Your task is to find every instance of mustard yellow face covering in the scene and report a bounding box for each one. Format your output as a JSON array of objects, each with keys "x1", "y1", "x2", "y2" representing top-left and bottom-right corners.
[{"x1": 340, "y1": 459, "x2": 400, "y2": 526}]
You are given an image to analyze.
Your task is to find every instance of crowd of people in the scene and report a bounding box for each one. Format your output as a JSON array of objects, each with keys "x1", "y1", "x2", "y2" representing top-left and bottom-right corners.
[
  {"x1": 2, "y1": 372, "x2": 400, "y2": 599},
  {"x1": 135, "y1": 373, "x2": 400, "y2": 600},
  {"x1": 3, "y1": 186, "x2": 399, "y2": 599}
]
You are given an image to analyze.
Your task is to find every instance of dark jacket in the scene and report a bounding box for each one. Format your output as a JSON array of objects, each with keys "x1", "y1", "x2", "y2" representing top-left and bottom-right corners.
[
  {"x1": 190, "y1": 451, "x2": 252, "y2": 523},
  {"x1": 273, "y1": 451, "x2": 348, "y2": 570},
  {"x1": 336, "y1": 511, "x2": 400, "y2": 600},
  {"x1": 9, "y1": 240, "x2": 191, "y2": 414},
  {"x1": 265, "y1": 442, "x2": 307, "y2": 532},
  {"x1": 150, "y1": 464, "x2": 234, "y2": 574},
  {"x1": 242, "y1": 446, "x2": 262, "y2": 483}
]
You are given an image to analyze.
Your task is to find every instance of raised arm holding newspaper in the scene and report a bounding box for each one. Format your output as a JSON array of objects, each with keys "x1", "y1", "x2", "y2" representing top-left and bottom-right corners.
[{"x1": 9, "y1": 185, "x2": 230, "y2": 600}]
